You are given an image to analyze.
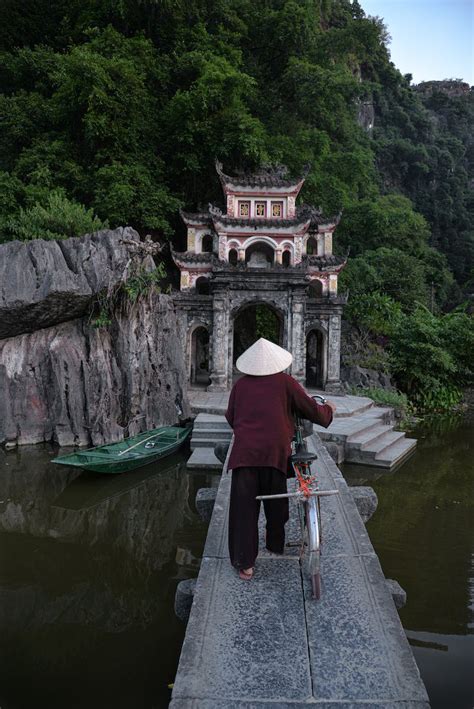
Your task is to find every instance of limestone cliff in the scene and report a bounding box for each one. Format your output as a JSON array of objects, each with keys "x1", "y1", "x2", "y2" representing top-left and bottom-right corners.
[
  {"x1": 0, "y1": 227, "x2": 138, "y2": 339},
  {"x1": 0, "y1": 230, "x2": 190, "y2": 447}
]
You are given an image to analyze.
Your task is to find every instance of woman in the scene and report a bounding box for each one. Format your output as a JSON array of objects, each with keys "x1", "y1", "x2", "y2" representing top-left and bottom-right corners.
[{"x1": 225, "y1": 338, "x2": 336, "y2": 580}]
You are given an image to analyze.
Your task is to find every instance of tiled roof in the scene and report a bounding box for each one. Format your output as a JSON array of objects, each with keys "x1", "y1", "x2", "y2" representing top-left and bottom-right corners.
[
  {"x1": 179, "y1": 210, "x2": 213, "y2": 226},
  {"x1": 180, "y1": 204, "x2": 341, "y2": 229},
  {"x1": 298, "y1": 205, "x2": 342, "y2": 227},
  {"x1": 215, "y1": 160, "x2": 309, "y2": 189},
  {"x1": 304, "y1": 254, "x2": 347, "y2": 270},
  {"x1": 171, "y1": 249, "x2": 216, "y2": 265}
]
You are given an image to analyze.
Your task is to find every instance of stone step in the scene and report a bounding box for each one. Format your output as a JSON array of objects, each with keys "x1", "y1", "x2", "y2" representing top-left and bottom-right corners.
[
  {"x1": 193, "y1": 413, "x2": 231, "y2": 430},
  {"x1": 375, "y1": 437, "x2": 417, "y2": 469},
  {"x1": 346, "y1": 430, "x2": 407, "y2": 465},
  {"x1": 191, "y1": 438, "x2": 232, "y2": 450},
  {"x1": 347, "y1": 424, "x2": 394, "y2": 450},
  {"x1": 186, "y1": 447, "x2": 223, "y2": 470},
  {"x1": 316, "y1": 414, "x2": 385, "y2": 444},
  {"x1": 191, "y1": 428, "x2": 232, "y2": 440}
]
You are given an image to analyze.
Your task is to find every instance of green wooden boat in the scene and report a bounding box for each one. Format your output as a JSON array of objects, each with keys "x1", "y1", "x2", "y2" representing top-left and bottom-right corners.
[{"x1": 52, "y1": 425, "x2": 192, "y2": 474}]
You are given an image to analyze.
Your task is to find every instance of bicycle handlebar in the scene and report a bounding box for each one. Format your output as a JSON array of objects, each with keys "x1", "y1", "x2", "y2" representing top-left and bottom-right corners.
[{"x1": 256, "y1": 489, "x2": 339, "y2": 500}]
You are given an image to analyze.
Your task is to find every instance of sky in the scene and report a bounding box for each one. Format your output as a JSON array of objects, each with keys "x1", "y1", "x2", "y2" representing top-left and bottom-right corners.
[{"x1": 360, "y1": 0, "x2": 474, "y2": 85}]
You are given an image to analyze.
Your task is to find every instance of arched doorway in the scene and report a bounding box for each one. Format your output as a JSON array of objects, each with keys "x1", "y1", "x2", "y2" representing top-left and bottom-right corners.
[
  {"x1": 190, "y1": 327, "x2": 210, "y2": 386},
  {"x1": 306, "y1": 329, "x2": 325, "y2": 388},
  {"x1": 233, "y1": 303, "x2": 282, "y2": 366},
  {"x1": 201, "y1": 234, "x2": 213, "y2": 253},
  {"x1": 306, "y1": 236, "x2": 318, "y2": 255},
  {"x1": 308, "y1": 279, "x2": 324, "y2": 298},
  {"x1": 195, "y1": 277, "x2": 210, "y2": 295},
  {"x1": 245, "y1": 241, "x2": 274, "y2": 267}
]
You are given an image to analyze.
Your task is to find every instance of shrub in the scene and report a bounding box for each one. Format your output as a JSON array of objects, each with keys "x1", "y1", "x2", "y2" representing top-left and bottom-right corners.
[
  {"x1": 345, "y1": 291, "x2": 402, "y2": 336},
  {"x1": 389, "y1": 304, "x2": 474, "y2": 411},
  {"x1": 8, "y1": 190, "x2": 108, "y2": 240}
]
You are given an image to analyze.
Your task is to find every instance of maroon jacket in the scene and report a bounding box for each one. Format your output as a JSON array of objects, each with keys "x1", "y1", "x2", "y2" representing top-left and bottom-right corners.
[{"x1": 225, "y1": 373, "x2": 333, "y2": 474}]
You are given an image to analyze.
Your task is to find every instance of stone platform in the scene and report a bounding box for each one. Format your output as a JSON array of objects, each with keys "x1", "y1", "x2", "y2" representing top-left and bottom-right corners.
[
  {"x1": 170, "y1": 434, "x2": 429, "y2": 708},
  {"x1": 187, "y1": 390, "x2": 417, "y2": 470}
]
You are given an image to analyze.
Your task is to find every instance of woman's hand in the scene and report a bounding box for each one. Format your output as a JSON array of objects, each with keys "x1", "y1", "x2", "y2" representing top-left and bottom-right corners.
[{"x1": 327, "y1": 400, "x2": 337, "y2": 414}]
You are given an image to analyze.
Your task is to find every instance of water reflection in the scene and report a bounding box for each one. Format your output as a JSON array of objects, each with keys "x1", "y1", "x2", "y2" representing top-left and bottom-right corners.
[
  {"x1": 342, "y1": 414, "x2": 474, "y2": 708},
  {"x1": 0, "y1": 445, "x2": 215, "y2": 709}
]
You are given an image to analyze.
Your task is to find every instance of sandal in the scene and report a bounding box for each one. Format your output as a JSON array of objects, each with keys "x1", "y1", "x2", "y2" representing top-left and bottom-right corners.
[{"x1": 238, "y1": 567, "x2": 254, "y2": 580}]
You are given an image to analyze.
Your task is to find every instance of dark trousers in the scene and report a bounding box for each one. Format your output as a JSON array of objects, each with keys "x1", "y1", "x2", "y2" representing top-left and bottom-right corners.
[{"x1": 228, "y1": 466, "x2": 289, "y2": 570}]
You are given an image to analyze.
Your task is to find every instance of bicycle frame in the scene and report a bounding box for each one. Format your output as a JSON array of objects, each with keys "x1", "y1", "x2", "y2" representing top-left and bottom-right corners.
[{"x1": 256, "y1": 395, "x2": 338, "y2": 599}]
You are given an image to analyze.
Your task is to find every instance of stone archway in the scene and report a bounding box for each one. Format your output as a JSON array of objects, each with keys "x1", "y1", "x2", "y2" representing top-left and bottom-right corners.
[
  {"x1": 232, "y1": 302, "x2": 283, "y2": 367},
  {"x1": 190, "y1": 326, "x2": 210, "y2": 386},
  {"x1": 306, "y1": 328, "x2": 326, "y2": 388}
]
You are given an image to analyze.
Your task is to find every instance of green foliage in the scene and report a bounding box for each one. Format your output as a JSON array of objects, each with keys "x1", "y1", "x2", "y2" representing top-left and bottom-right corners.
[
  {"x1": 345, "y1": 291, "x2": 402, "y2": 336},
  {"x1": 389, "y1": 305, "x2": 474, "y2": 411},
  {"x1": 372, "y1": 73, "x2": 474, "y2": 287},
  {"x1": 336, "y1": 194, "x2": 430, "y2": 257},
  {"x1": 6, "y1": 190, "x2": 107, "y2": 241},
  {"x1": 340, "y1": 247, "x2": 430, "y2": 311},
  {"x1": 0, "y1": 0, "x2": 472, "y2": 419},
  {"x1": 255, "y1": 305, "x2": 280, "y2": 343},
  {"x1": 349, "y1": 386, "x2": 410, "y2": 412},
  {"x1": 123, "y1": 263, "x2": 166, "y2": 304},
  {"x1": 91, "y1": 262, "x2": 166, "y2": 328}
]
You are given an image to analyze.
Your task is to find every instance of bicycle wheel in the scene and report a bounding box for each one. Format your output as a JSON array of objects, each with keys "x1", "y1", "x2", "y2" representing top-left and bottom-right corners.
[{"x1": 305, "y1": 497, "x2": 322, "y2": 600}]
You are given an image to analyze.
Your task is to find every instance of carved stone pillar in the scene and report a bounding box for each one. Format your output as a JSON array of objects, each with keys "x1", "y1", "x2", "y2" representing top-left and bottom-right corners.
[
  {"x1": 187, "y1": 228, "x2": 196, "y2": 252},
  {"x1": 290, "y1": 295, "x2": 305, "y2": 383},
  {"x1": 208, "y1": 294, "x2": 229, "y2": 391},
  {"x1": 287, "y1": 195, "x2": 296, "y2": 217},
  {"x1": 276, "y1": 249, "x2": 282, "y2": 264},
  {"x1": 326, "y1": 312, "x2": 342, "y2": 392},
  {"x1": 218, "y1": 234, "x2": 226, "y2": 261},
  {"x1": 294, "y1": 236, "x2": 303, "y2": 265},
  {"x1": 238, "y1": 248, "x2": 245, "y2": 261}
]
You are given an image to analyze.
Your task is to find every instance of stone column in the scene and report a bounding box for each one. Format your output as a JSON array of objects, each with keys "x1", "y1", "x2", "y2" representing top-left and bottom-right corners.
[
  {"x1": 208, "y1": 294, "x2": 229, "y2": 391},
  {"x1": 276, "y1": 249, "x2": 282, "y2": 265},
  {"x1": 294, "y1": 236, "x2": 303, "y2": 265},
  {"x1": 326, "y1": 311, "x2": 342, "y2": 392},
  {"x1": 290, "y1": 294, "x2": 305, "y2": 383},
  {"x1": 238, "y1": 248, "x2": 245, "y2": 261},
  {"x1": 187, "y1": 228, "x2": 196, "y2": 252},
  {"x1": 218, "y1": 234, "x2": 226, "y2": 261}
]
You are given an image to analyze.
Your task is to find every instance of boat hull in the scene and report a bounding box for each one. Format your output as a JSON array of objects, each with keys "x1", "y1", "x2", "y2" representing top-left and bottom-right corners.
[{"x1": 52, "y1": 426, "x2": 192, "y2": 474}]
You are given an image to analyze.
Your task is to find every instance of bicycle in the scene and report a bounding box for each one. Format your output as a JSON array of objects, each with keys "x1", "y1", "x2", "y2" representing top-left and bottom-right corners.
[{"x1": 256, "y1": 395, "x2": 339, "y2": 600}]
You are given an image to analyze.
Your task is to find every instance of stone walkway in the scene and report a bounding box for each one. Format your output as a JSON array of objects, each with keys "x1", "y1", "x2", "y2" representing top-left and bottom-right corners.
[{"x1": 170, "y1": 433, "x2": 429, "y2": 707}]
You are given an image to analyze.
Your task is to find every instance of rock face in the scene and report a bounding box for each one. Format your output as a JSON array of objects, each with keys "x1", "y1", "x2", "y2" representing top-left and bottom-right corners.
[
  {"x1": 0, "y1": 229, "x2": 190, "y2": 446},
  {"x1": 341, "y1": 364, "x2": 394, "y2": 392},
  {"x1": 0, "y1": 292, "x2": 190, "y2": 446},
  {"x1": 0, "y1": 227, "x2": 138, "y2": 339}
]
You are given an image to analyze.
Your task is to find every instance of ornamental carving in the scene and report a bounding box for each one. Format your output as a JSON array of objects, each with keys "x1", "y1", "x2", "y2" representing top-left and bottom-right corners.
[
  {"x1": 218, "y1": 235, "x2": 226, "y2": 260},
  {"x1": 288, "y1": 195, "x2": 296, "y2": 217},
  {"x1": 227, "y1": 194, "x2": 235, "y2": 217},
  {"x1": 173, "y1": 161, "x2": 345, "y2": 391}
]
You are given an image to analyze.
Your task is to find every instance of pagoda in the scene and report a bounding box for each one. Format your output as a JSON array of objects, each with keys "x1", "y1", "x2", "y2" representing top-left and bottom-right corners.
[{"x1": 172, "y1": 161, "x2": 347, "y2": 391}]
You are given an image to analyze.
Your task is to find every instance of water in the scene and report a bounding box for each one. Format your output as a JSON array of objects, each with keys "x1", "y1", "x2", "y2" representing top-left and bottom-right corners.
[
  {"x1": 0, "y1": 445, "x2": 215, "y2": 709},
  {"x1": 1, "y1": 417, "x2": 472, "y2": 708},
  {"x1": 342, "y1": 414, "x2": 474, "y2": 708}
]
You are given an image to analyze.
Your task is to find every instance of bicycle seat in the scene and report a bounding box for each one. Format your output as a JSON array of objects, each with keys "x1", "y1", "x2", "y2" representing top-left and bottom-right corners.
[{"x1": 290, "y1": 451, "x2": 317, "y2": 464}]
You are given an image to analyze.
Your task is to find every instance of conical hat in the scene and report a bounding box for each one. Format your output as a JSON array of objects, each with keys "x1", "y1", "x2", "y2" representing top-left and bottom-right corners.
[{"x1": 236, "y1": 338, "x2": 293, "y2": 376}]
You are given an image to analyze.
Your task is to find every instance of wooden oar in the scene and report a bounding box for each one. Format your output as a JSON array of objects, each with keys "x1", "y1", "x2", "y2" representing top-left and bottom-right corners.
[{"x1": 117, "y1": 430, "x2": 169, "y2": 456}]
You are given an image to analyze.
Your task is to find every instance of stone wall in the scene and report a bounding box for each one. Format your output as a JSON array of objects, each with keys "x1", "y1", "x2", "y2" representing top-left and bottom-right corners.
[{"x1": 0, "y1": 230, "x2": 190, "y2": 447}]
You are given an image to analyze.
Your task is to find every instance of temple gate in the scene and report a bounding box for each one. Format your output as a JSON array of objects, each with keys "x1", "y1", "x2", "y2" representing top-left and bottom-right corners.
[{"x1": 173, "y1": 162, "x2": 347, "y2": 391}]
